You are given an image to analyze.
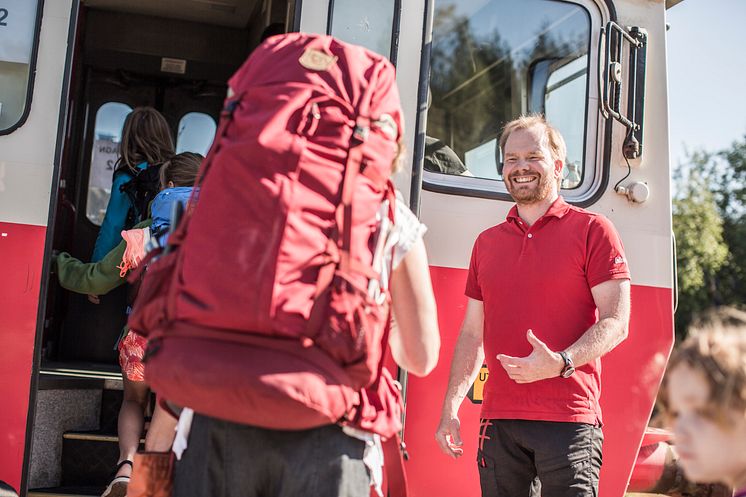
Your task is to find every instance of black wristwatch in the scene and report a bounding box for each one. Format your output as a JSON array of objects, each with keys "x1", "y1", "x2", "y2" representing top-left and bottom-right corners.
[{"x1": 559, "y1": 351, "x2": 575, "y2": 378}]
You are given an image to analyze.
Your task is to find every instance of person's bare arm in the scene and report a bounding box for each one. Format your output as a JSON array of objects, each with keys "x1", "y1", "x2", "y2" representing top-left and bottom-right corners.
[
  {"x1": 435, "y1": 298, "x2": 485, "y2": 458},
  {"x1": 497, "y1": 279, "x2": 630, "y2": 383},
  {"x1": 565, "y1": 278, "x2": 630, "y2": 366},
  {"x1": 389, "y1": 237, "x2": 440, "y2": 377}
]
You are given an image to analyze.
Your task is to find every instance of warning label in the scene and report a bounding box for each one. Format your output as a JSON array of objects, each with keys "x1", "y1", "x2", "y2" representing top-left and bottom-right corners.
[{"x1": 467, "y1": 364, "x2": 489, "y2": 404}]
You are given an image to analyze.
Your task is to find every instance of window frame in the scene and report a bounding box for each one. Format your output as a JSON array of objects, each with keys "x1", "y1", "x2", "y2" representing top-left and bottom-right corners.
[
  {"x1": 85, "y1": 101, "x2": 134, "y2": 227},
  {"x1": 419, "y1": 0, "x2": 614, "y2": 208},
  {"x1": 326, "y1": 0, "x2": 403, "y2": 65},
  {"x1": 0, "y1": 0, "x2": 46, "y2": 136}
]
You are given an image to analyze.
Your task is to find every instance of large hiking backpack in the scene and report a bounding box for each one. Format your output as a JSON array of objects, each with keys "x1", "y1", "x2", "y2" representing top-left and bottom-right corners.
[{"x1": 129, "y1": 33, "x2": 405, "y2": 437}]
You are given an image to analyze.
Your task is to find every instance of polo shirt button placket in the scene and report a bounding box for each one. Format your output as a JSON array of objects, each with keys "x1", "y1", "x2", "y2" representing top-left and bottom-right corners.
[{"x1": 527, "y1": 233, "x2": 533, "y2": 239}]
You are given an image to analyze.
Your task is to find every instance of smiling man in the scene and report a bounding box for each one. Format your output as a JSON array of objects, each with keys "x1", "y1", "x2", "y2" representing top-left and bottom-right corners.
[{"x1": 435, "y1": 115, "x2": 631, "y2": 497}]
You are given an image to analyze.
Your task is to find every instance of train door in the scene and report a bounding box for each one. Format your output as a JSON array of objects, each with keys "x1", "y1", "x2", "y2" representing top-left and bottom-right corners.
[
  {"x1": 51, "y1": 71, "x2": 156, "y2": 367},
  {"x1": 50, "y1": 69, "x2": 223, "y2": 367},
  {"x1": 298, "y1": 0, "x2": 674, "y2": 496},
  {"x1": 0, "y1": 0, "x2": 77, "y2": 492}
]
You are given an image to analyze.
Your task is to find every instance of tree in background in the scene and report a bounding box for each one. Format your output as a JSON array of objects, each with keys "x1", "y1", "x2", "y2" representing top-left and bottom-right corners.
[{"x1": 673, "y1": 134, "x2": 746, "y2": 338}]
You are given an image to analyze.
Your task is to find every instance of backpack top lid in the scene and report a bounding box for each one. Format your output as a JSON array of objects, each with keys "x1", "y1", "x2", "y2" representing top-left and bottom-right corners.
[{"x1": 228, "y1": 32, "x2": 404, "y2": 178}]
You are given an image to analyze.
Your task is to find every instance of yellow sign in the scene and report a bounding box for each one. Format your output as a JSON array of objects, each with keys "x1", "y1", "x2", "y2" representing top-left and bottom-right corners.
[{"x1": 467, "y1": 365, "x2": 489, "y2": 404}]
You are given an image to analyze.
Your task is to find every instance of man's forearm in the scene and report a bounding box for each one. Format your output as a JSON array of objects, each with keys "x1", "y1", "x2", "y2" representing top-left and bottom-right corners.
[
  {"x1": 565, "y1": 316, "x2": 628, "y2": 368},
  {"x1": 441, "y1": 330, "x2": 485, "y2": 418}
]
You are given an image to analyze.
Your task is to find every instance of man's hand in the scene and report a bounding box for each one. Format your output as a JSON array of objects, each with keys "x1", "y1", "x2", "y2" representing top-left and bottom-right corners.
[
  {"x1": 435, "y1": 416, "x2": 464, "y2": 458},
  {"x1": 87, "y1": 294, "x2": 100, "y2": 305},
  {"x1": 497, "y1": 330, "x2": 564, "y2": 383}
]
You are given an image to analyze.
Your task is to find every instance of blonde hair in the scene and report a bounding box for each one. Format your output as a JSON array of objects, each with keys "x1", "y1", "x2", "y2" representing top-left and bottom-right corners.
[
  {"x1": 499, "y1": 114, "x2": 567, "y2": 166},
  {"x1": 664, "y1": 307, "x2": 746, "y2": 426}
]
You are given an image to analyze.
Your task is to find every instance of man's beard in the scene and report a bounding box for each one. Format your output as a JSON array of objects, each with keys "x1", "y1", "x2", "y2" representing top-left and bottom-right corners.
[{"x1": 504, "y1": 172, "x2": 555, "y2": 205}]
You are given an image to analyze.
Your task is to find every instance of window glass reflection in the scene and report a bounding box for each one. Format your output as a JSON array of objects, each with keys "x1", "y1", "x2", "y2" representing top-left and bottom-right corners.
[
  {"x1": 176, "y1": 112, "x2": 216, "y2": 156},
  {"x1": 87, "y1": 102, "x2": 132, "y2": 225},
  {"x1": 426, "y1": 0, "x2": 590, "y2": 187},
  {"x1": 329, "y1": 0, "x2": 396, "y2": 59},
  {"x1": 0, "y1": 0, "x2": 41, "y2": 133}
]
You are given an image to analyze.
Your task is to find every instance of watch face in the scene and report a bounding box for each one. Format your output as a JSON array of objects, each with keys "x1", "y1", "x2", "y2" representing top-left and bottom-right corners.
[{"x1": 561, "y1": 366, "x2": 575, "y2": 378}]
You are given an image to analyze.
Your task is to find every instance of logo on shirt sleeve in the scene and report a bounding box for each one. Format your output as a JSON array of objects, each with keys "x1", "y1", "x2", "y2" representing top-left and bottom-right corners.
[{"x1": 614, "y1": 256, "x2": 626, "y2": 265}]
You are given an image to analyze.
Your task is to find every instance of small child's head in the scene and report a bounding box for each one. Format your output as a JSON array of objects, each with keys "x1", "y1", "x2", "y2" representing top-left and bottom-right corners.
[
  {"x1": 664, "y1": 307, "x2": 746, "y2": 488},
  {"x1": 159, "y1": 152, "x2": 203, "y2": 189}
]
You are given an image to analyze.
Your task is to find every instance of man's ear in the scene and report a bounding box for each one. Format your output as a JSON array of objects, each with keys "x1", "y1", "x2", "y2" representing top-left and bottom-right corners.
[{"x1": 554, "y1": 159, "x2": 564, "y2": 179}]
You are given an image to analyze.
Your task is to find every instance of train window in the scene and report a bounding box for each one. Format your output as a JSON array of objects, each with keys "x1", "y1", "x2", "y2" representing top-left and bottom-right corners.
[
  {"x1": 0, "y1": 0, "x2": 42, "y2": 134},
  {"x1": 86, "y1": 102, "x2": 133, "y2": 225},
  {"x1": 328, "y1": 0, "x2": 397, "y2": 59},
  {"x1": 176, "y1": 112, "x2": 216, "y2": 156},
  {"x1": 424, "y1": 0, "x2": 600, "y2": 200}
]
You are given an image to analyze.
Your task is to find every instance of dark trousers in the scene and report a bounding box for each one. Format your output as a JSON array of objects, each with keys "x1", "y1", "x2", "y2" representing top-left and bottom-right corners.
[
  {"x1": 477, "y1": 419, "x2": 603, "y2": 497},
  {"x1": 173, "y1": 413, "x2": 370, "y2": 497}
]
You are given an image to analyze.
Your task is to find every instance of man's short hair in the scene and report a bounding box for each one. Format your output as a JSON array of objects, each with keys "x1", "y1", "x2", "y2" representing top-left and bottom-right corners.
[
  {"x1": 499, "y1": 114, "x2": 567, "y2": 165},
  {"x1": 664, "y1": 307, "x2": 746, "y2": 426}
]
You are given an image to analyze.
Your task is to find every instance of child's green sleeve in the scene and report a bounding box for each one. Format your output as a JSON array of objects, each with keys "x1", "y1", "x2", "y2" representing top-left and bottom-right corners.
[{"x1": 54, "y1": 220, "x2": 152, "y2": 295}]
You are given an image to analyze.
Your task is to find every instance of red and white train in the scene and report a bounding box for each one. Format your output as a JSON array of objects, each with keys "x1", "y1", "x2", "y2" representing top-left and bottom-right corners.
[{"x1": 0, "y1": 0, "x2": 676, "y2": 495}]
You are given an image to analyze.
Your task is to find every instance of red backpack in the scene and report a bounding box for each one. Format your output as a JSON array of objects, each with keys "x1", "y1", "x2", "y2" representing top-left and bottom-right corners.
[{"x1": 128, "y1": 32, "x2": 406, "y2": 461}]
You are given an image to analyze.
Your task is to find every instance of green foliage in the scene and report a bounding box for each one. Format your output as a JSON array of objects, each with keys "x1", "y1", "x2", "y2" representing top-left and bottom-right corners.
[
  {"x1": 673, "y1": 134, "x2": 746, "y2": 338},
  {"x1": 673, "y1": 171, "x2": 729, "y2": 337}
]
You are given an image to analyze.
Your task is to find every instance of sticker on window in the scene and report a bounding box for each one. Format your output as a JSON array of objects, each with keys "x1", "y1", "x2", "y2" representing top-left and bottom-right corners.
[{"x1": 0, "y1": 0, "x2": 38, "y2": 64}]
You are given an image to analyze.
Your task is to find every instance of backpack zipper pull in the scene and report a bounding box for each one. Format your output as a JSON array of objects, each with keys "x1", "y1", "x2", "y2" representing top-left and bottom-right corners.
[{"x1": 307, "y1": 102, "x2": 321, "y2": 136}]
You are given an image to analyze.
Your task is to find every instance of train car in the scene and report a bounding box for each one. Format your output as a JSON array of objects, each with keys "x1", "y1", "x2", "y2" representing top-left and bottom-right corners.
[{"x1": 0, "y1": 0, "x2": 676, "y2": 495}]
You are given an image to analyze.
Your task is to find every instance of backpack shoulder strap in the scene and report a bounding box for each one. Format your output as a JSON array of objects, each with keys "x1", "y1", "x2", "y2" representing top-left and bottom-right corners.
[{"x1": 382, "y1": 433, "x2": 409, "y2": 497}]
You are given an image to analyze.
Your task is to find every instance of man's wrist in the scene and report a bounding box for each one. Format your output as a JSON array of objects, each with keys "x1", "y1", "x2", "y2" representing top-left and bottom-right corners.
[
  {"x1": 558, "y1": 350, "x2": 575, "y2": 378},
  {"x1": 554, "y1": 352, "x2": 565, "y2": 376}
]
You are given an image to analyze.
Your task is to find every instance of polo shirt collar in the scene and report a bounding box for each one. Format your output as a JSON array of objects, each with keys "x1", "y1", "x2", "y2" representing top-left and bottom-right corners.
[{"x1": 506, "y1": 196, "x2": 571, "y2": 224}]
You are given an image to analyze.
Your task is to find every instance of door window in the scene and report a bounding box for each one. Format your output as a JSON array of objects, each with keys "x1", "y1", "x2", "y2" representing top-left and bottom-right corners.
[
  {"x1": 0, "y1": 0, "x2": 42, "y2": 133},
  {"x1": 328, "y1": 0, "x2": 398, "y2": 59},
  {"x1": 176, "y1": 112, "x2": 216, "y2": 156},
  {"x1": 424, "y1": 0, "x2": 596, "y2": 197},
  {"x1": 86, "y1": 102, "x2": 132, "y2": 225}
]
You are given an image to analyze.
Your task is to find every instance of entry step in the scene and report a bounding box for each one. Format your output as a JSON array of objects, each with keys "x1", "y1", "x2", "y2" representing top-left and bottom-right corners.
[
  {"x1": 40, "y1": 361, "x2": 122, "y2": 383},
  {"x1": 61, "y1": 431, "x2": 144, "y2": 487},
  {"x1": 63, "y1": 431, "x2": 145, "y2": 444},
  {"x1": 28, "y1": 486, "x2": 102, "y2": 497}
]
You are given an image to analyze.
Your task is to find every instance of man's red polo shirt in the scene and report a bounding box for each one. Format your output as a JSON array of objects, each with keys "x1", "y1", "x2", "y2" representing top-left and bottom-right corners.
[{"x1": 465, "y1": 197, "x2": 630, "y2": 425}]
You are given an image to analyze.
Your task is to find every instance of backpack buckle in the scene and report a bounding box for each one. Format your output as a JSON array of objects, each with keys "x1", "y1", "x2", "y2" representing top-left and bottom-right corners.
[
  {"x1": 223, "y1": 99, "x2": 240, "y2": 116},
  {"x1": 353, "y1": 124, "x2": 369, "y2": 142},
  {"x1": 400, "y1": 440, "x2": 410, "y2": 461}
]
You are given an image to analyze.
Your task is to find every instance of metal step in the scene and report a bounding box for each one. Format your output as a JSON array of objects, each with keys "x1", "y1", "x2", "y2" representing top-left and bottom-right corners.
[
  {"x1": 40, "y1": 363, "x2": 122, "y2": 383},
  {"x1": 62, "y1": 432, "x2": 145, "y2": 444},
  {"x1": 28, "y1": 486, "x2": 102, "y2": 497},
  {"x1": 60, "y1": 432, "x2": 142, "y2": 487}
]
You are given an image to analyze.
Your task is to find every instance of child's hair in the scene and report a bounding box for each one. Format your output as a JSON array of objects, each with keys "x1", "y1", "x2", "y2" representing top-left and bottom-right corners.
[
  {"x1": 116, "y1": 107, "x2": 175, "y2": 174},
  {"x1": 160, "y1": 152, "x2": 203, "y2": 188},
  {"x1": 664, "y1": 307, "x2": 746, "y2": 426}
]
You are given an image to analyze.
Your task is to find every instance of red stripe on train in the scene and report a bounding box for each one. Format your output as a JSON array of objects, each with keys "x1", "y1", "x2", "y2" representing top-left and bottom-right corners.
[
  {"x1": 0, "y1": 228, "x2": 675, "y2": 497},
  {"x1": 0, "y1": 222, "x2": 46, "y2": 491}
]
